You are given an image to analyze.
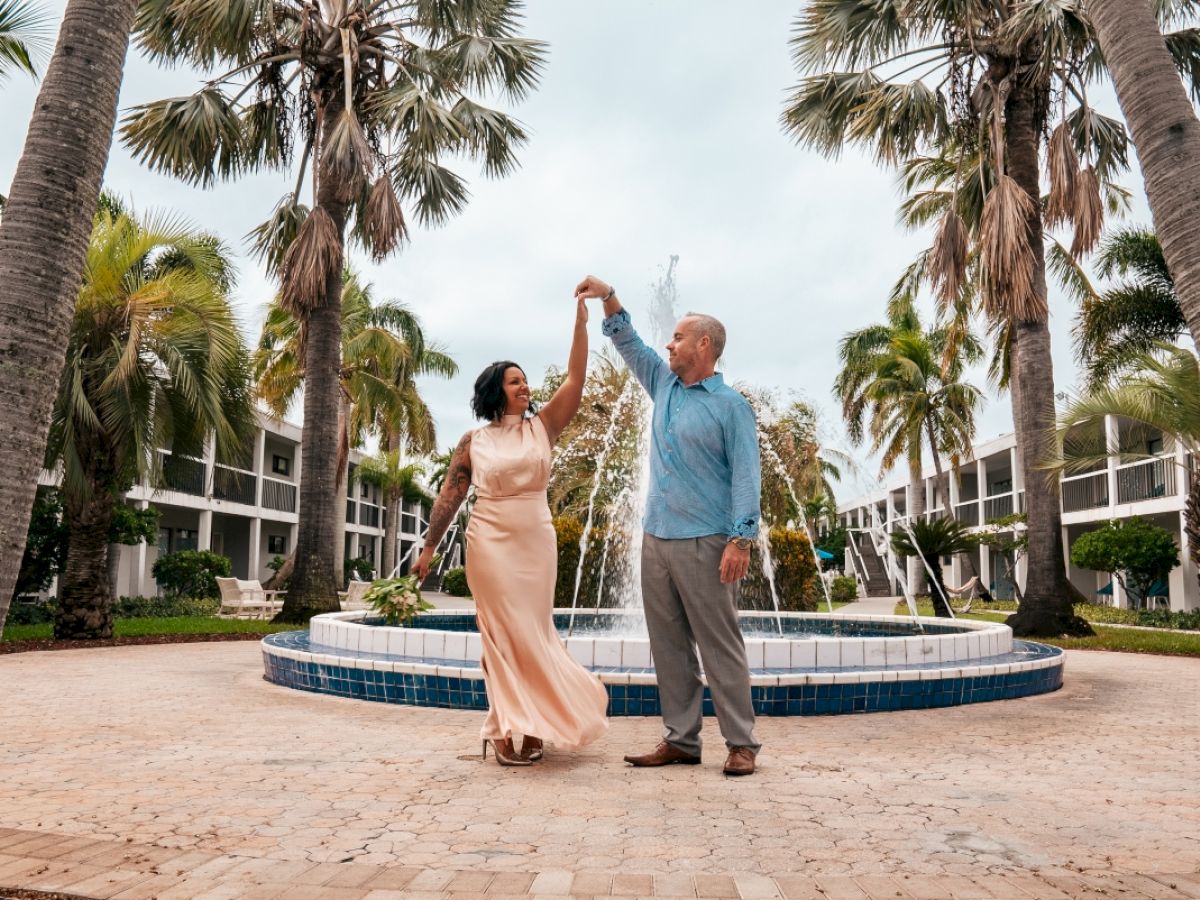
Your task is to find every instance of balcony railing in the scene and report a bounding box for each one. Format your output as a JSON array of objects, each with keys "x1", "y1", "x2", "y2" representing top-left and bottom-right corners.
[
  {"x1": 984, "y1": 492, "x2": 1014, "y2": 520},
  {"x1": 1116, "y1": 457, "x2": 1175, "y2": 504},
  {"x1": 1062, "y1": 470, "x2": 1108, "y2": 513},
  {"x1": 212, "y1": 464, "x2": 256, "y2": 506},
  {"x1": 159, "y1": 452, "x2": 206, "y2": 496},
  {"x1": 261, "y1": 476, "x2": 296, "y2": 513},
  {"x1": 953, "y1": 500, "x2": 979, "y2": 526}
]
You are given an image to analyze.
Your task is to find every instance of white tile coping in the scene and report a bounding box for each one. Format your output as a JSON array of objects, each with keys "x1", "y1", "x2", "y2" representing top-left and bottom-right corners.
[{"x1": 301, "y1": 608, "x2": 1020, "y2": 671}]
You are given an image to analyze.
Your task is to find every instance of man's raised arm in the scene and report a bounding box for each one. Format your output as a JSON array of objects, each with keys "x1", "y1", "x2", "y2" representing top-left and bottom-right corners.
[{"x1": 574, "y1": 274, "x2": 668, "y2": 395}]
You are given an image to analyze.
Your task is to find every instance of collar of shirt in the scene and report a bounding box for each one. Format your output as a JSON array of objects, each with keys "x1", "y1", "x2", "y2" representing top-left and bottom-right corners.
[{"x1": 675, "y1": 371, "x2": 725, "y2": 393}]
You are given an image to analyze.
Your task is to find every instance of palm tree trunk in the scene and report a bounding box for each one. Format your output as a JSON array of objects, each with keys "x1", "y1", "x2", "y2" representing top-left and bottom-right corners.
[
  {"x1": 1185, "y1": 466, "x2": 1200, "y2": 596},
  {"x1": 276, "y1": 96, "x2": 349, "y2": 623},
  {"x1": 927, "y1": 556, "x2": 952, "y2": 617},
  {"x1": 334, "y1": 393, "x2": 350, "y2": 586},
  {"x1": 907, "y1": 455, "x2": 927, "y2": 594},
  {"x1": 382, "y1": 487, "x2": 399, "y2": 577},
  {"x1": 55, "y1": 488, "x2": 116, "y2": 639},
  {"x1": 1090, "y1": 0, "x2": 1200, "y2": 356},
  {"x1": 1003, "y1": 65, "x2": 1092, "y2": 637},
  {"x1": 0, "y1": 0, "x2": 139, "y2": 637}
]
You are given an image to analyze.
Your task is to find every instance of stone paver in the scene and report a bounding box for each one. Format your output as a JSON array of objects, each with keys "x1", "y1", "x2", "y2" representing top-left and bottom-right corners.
[{"x1": 0, "y1": 642, "x2": 1197, "y2": 898}]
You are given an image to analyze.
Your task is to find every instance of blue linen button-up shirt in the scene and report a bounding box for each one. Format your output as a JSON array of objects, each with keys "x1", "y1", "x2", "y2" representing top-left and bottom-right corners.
[{"x1": 603, "y1": 309, "x2": 761, "y2": 541}]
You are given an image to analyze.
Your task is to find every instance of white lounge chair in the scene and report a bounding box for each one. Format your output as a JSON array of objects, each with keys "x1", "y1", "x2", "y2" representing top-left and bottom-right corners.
[
  {"x1": 216, "y1": 577, "x2": 285, "y2": 619},
  {"x1": 337, "y1": 579, "x2": 372, "y2": 609}
]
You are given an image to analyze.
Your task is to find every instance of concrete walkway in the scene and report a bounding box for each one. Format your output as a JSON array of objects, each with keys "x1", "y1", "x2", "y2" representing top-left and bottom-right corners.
[
  {"x1": 837, "y1": 596, "x2": 903, "y2": 615},
  {"x1": 0, "y1": 642, "x2": 1198, "y2": 898}
]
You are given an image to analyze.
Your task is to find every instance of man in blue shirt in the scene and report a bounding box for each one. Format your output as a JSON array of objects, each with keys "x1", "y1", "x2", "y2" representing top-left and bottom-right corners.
[{"x1": 575, "y1": 274, "x2": 762, "y2": 776}]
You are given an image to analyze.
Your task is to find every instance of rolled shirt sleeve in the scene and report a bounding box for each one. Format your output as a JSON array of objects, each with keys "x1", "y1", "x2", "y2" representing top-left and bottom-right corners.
[
  {"x1": 726, "y1": 399, "x2": 762, "y2": 540},
  {"x1": 602, "y1": 309, "x2": 668, "y2": 397}
]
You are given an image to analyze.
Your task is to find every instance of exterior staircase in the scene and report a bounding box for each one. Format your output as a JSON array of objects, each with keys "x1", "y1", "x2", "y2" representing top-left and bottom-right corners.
[{"x1": 854, "y1": 534, "x2": 893, "y2": 598}]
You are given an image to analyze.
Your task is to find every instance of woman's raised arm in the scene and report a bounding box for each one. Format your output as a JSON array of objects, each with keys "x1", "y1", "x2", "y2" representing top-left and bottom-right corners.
[
  {"x1": 538, "y1": 296, "x2": 588, "y2": 444},
  {"x1": 413, "y1": 431, "x2": 473, "y2": 580}
]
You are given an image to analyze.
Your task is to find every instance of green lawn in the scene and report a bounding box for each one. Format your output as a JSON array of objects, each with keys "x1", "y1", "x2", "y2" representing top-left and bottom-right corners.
[
  {"x1": 2, "y1": 616, "x2": 298, "y2": 642},
  {"x1": 892, "y1": 601, "x2": 1200, "y2": 657}
]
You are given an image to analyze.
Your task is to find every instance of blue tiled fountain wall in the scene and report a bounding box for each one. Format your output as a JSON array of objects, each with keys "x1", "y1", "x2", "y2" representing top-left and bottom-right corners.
[{"x1": 262, "y1": 621, "x2": 1064, "y2": 717}]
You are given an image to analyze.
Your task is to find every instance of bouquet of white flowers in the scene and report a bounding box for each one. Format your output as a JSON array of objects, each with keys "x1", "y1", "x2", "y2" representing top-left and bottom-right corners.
[{"x1": 363, "y1": 575, "x2": 433, "y2": 626}]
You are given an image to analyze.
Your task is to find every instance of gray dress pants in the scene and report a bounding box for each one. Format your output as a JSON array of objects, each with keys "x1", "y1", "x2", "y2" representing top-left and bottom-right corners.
[{"x1": 641, "y1": 533, "x2": 761, "y2": 756}]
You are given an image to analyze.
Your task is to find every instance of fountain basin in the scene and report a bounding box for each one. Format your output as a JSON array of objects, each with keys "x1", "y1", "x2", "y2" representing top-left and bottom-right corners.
[{"x1": 262, "y1": 610, "x2": 1063, "y2": 715}]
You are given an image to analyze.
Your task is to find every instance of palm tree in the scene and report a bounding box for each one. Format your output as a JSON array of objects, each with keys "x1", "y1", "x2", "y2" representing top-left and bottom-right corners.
[
  {"x1": 1074, "y1": 228, "x2": 1183, "y2": 389},
  {"x1": 834, "y1": 306, "x2": 982, "y2": 591},
  {"x1": 47, "y1": 203, "x2": 254, "y2": 639},
  {"x1": 783, "y1": 1, "x2": 1200, "y2": 636},
  {"x1": 0, "y1": 0, "x2": 141, "y2": 638},
  {"x1": 255, "y1": 270, "x2": 455, "y2": 619},
  {"x1": 1090, "y1": 0, "x2": 1200, "y2": 359},
  {"x1": 891, "y1": 518, "x2": 977, "y2": 617},
  {"x1": 1053, "y1": 344, "x2": 1200, "y2": 597},
  {"x1": 122, "y1": 1, "x2": 545, "y2": 613},
  {"x1": 0, "y1": 1, "x2": 51, "y2": 79},
  {"x1": 355, "y1": 454, "x2": 430, "y2": 577}
]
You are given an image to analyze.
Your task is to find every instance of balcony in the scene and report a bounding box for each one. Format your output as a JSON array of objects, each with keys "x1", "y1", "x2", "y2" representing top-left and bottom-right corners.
[
  {"x1": 261, "y1": 476, "x2": 296, "y2": 513},
  {"x1": 1062, "y1": 470, "x2": 1108, "y2": 512},
  {"x1": 953, "y1": 500, "x2": 979, "y2": 526},
  {"x1": 212, "y1": 464, "x2": 256, "y2": 506},
  {"x1": 359, "y1": 503, "x2": 380, "y2": 528},
  {"x1": 159, "y1": 452, "x2": 206, "y2": 496},
  {"x1": 1116, "y1": 457, "x2": 1175, "y2": 504},
  {"x1": 984, "y1": 492, "x2": 1014, "y2": 520},
  {"x1": 346, "y1": 499, "x2": 357, "y2": 524}
]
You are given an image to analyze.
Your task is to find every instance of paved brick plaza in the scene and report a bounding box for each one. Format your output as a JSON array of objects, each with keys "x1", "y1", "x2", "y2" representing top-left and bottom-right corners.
[{"x1": 0, "y1": 641, "x2": 1197, "y2": 898}]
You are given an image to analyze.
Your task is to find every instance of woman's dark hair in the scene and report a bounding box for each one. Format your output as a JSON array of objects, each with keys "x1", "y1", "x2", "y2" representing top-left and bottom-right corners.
[{"x1": 471, "y1": 360, "x2": 536, "y2": 421}]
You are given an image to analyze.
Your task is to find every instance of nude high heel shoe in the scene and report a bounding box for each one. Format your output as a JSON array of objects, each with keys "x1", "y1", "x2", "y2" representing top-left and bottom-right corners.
[
  {"x1": 519, "y1": 736, "x2": 544, "y2": 761},
  {"x1": 482, "y1": 737, "x2": 531, "y2": 767}
]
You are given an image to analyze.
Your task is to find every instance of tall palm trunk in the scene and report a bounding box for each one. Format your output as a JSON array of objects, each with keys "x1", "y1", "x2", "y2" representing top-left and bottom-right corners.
[
  {"x1": 334, "y1": 393, "x2": 351, "y2": 584},
  {"x1": 55, "y1": 459, "x2": 118, "y2": 639},
  {"x1": 1003, "y1": 65, "x2": 1092, "y2": 636},
  {"x1": 0, "y1": 0, "x2": 139, "y2": 636},
  {"x1": 1090, "y1": 0, "x2": 1200, "y2": 355},
  {"x1": 276, "y1": 96, "x2": 348, "y2": 622},
  {"x1": 1185, "y1": 467, "x2": 1200, "y2": 595},
  {"x1": 381, "y1": 487, "x2": 399, "y2": 577},
  {"x1": 906, "y1": 455, "x2": 927, "y2": 594}
]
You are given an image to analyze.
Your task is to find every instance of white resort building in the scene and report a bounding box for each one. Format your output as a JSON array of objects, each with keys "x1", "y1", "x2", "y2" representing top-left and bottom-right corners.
[
  {"x1": 836, "y1": 415, "x2": 1199, "y2": 612},
  {"x1": 37, "y1": 412, "x2": 431, "y2": 598}
]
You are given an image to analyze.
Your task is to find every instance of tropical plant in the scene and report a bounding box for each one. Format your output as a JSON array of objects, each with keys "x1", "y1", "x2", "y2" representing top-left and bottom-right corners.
[
  {"x1": 1070, "y1": 517, "x2": 1180, "y2": 608},
  {"x1": 782, "y1": 0, "x2": 1200, "y2": 636},
  {"x1": 121, "y1": 0, "x2": 545, "y2": 618},
  {"x1": 1090, "y1": 0, "x2": 1200, "y2": 360},
  {"x1": 441, "y1": 566, "x2": 470, "y2": 597},
  {"x1": 254, "y1": 270, "x2": 455, "y2": 615},
  {"x1": 152, "y1": 549, "x2": 232, "y2": 601},
  {"x1": 356, "y1": 455, "x2": 430, "y2": 577},
  {"x1": 44, "y1": 204, "x2": 254, "y2": 639},
  {"x1": 741, "y1": 526, "x2": 820, "y2": 613},
  {"x1": 344, "y1": 556, "x2": 373, "y2": 583},
  {"x1": 364, "y1": 574, "x2": 432, "y2": 626},
  {"x1": 973, "y1": 512, "x2": 1028, "y2": 603},
  {"x1": 0, "y1": 0, "x2": 142, "y2": 638},
  {"x1": 1073, "y1": 227, "x2": 1183, "y2": 389},
  {"x1": 891, "y1": 518, "x2": 976, "y2": 617},
  {"x1": 830, "y1": 574, "x2": 858, "y2": 603},
  {"x1": 13, "y1": 488, "x2": 68, "y2": 599},
  {"x1": 1053, "y1": 343, "x2": 1200, "y2": 597},
  {"x1": 0, "y1": 0, "x2": 52, "y2": 79}
]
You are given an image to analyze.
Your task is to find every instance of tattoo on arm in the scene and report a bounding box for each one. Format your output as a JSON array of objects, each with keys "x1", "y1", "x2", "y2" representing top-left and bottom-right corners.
[{"x1": 425, "y1": 432, "x2": 472, "y2": 551}]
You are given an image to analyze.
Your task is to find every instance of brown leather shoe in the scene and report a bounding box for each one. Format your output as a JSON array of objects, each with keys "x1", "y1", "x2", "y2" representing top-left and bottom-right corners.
[
  {"x1": 723, "y1": 747, "x2": 756, "y2": 776},
  {"x1": 624, "y1": 740, "x2": 701, "y2": 767}
]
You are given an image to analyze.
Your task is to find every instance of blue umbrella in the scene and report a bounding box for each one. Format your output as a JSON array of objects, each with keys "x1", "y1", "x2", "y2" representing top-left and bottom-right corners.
[{"x1": 815, "y1": 548, "x2": 835, "y2": 560}]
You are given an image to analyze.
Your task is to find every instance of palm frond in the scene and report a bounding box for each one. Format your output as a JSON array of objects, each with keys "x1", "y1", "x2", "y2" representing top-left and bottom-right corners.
[
  {"x1": 121, "y1": 89, "x2": 245, "y2": 187},
  {"x1": 1070, "y1": 165, "x2": 1104, "y2": 258},
  {"x1": 980, "y1": 176, "x2": 1044, "y2": 322},
  {"x1": 1164, "y1": 27, "x2": 1200, "y2": 103},
  {"x1": 279, "y1": 206, "x2": 342, "y2": 315},
  {"x1": 134, "y1": 0, "x2": 274, "y2": 68},
  {"x1": 787, "y1": 0, "x2": 911, "y2": 72},
  {"x1": 390, "y1": 153, "x2": 470, "y2": 226},
  {"x1": 359, "y1": 175, "x2": 408, "y2": 262},
  {"x1": 247, "y1": 194, "x2": 309, "y2": 274},
  {"x1": 0, "y1": 0, "x2": 53, "y2": 78}
]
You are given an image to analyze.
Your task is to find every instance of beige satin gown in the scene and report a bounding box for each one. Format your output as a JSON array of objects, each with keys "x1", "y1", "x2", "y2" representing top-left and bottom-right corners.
[{"x1": 466, "y1": 413, "x2": 609, "y2": 750}]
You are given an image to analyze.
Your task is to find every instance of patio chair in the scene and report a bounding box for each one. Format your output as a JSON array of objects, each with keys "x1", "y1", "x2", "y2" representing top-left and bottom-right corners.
[
  {"x1": 216, "y1": 577, "x2": 285, "y2": 619},
  {"x1": 337, "y1": 579, "x2": 372, "y2": 609}
]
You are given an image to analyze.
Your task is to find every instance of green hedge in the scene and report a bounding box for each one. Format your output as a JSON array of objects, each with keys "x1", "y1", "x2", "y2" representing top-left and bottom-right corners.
[
  {"x1": 441, "y1": 567, "x2": 470, "y2": 597},
  {"x1": 830, "y1": 575, "x2": 858, "y2": 602},
  {"x1": 7, "y1": 595, "x2": 221, "y2": 625}
]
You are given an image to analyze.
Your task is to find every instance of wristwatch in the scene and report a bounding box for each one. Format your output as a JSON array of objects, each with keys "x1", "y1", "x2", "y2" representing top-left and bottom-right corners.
[
  {"x1": 603, "y1": 285, "x2": 616, "y2": 301},
  {"x1": 729, "y1": 537, "x2": 753, "y2": 551}
]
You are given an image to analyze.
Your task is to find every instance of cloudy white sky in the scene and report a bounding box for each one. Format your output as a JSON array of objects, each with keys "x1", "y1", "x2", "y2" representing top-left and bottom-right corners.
[{"x1": 0, "y1": 1, "x2": 1153, "y2": 502}]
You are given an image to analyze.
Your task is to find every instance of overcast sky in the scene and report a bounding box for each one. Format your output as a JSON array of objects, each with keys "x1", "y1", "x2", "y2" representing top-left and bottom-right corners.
[{"x1": 0, "y1": 1, "x2": 1154, "y2": 502}]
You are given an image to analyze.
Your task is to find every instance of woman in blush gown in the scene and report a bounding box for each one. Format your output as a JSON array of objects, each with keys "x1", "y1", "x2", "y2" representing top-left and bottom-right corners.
[{"x1": 414, "y1": 297, "x2": 608, "y2": 766}]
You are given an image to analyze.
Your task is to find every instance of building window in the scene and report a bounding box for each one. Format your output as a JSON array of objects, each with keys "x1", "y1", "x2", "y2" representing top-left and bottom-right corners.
[
  {"x1": 271, "y1": 455, "x2": 290, "y2": 476},
  {"x1": 1147, "y1": 437, "x2": 1164, "y2": 455},
  {"x1": 175, "y1": 529, "x2": 198, "y2": 552},
  {"x1": 360, "y1": 481, "x2": 370, "y2": 499},
  {"x1": 268, "y1": 535, "x2": 287, "y2": 555}
]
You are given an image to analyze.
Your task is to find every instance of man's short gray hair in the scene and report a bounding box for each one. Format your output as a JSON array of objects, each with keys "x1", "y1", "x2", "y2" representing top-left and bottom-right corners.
[{"x1": 685, "y1": 312, "x2": 727, "y2": 361}]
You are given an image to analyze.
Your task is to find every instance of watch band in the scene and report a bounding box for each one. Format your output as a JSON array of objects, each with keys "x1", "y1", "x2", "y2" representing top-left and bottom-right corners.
[{"x1": 729, "y1": 537, "x2": 753, "y2": 550}]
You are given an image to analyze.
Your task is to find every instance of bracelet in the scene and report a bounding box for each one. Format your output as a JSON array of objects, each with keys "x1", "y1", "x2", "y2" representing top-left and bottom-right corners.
[{"x1": 603, "y1": 286, "x2": 616, "y2": 301}]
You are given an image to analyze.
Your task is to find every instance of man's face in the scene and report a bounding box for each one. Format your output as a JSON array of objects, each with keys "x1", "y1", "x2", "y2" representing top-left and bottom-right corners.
[{"x1": 666, "y1": 317, "x2": 708, "y2": 379}]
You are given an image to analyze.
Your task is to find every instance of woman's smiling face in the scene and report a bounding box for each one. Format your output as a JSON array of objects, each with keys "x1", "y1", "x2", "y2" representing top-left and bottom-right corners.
[{"x1": 502, "y1": 366, "x2": 530, "y2": 414}]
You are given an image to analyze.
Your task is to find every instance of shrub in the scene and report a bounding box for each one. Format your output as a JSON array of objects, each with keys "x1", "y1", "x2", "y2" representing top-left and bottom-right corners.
[
  {"x1": 441, "y1": 567, "x2": 470, "y2": 597},
  {"x1": 1070, "y1": 517, "x2": 1180, "y2": 607},
  {"x1": 741, "y1": 527, "x2": 819, "y2": 612},
  {"x1": 7, "y1": 599, "x2": 56, "y2": 625},
  {"x1": 830, "y1": 575, "x2": 858, "y2": 602},
  {"x1": 344, "y1": 556, "x2": 374, "y2": 584},
  {"x1": 113, "y1": 595, "x2": 220, "y2": 618},
  {"x1": 152, "y1": 550, "x2": 231, "y2": 599}
]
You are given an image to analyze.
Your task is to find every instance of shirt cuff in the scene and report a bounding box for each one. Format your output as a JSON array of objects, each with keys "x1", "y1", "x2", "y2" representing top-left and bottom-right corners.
[
  {"x1": 730, "y1": 517, "x2": 758, "y2": 540},
  {"x1": 601, "y1": 308, "x2": 632, "y2": 337}
]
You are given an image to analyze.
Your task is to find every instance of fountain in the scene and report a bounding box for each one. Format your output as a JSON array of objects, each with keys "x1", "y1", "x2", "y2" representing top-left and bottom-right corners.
[{"x1": 262, "y1": 262, "x2": 1064, "y2": 715}]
